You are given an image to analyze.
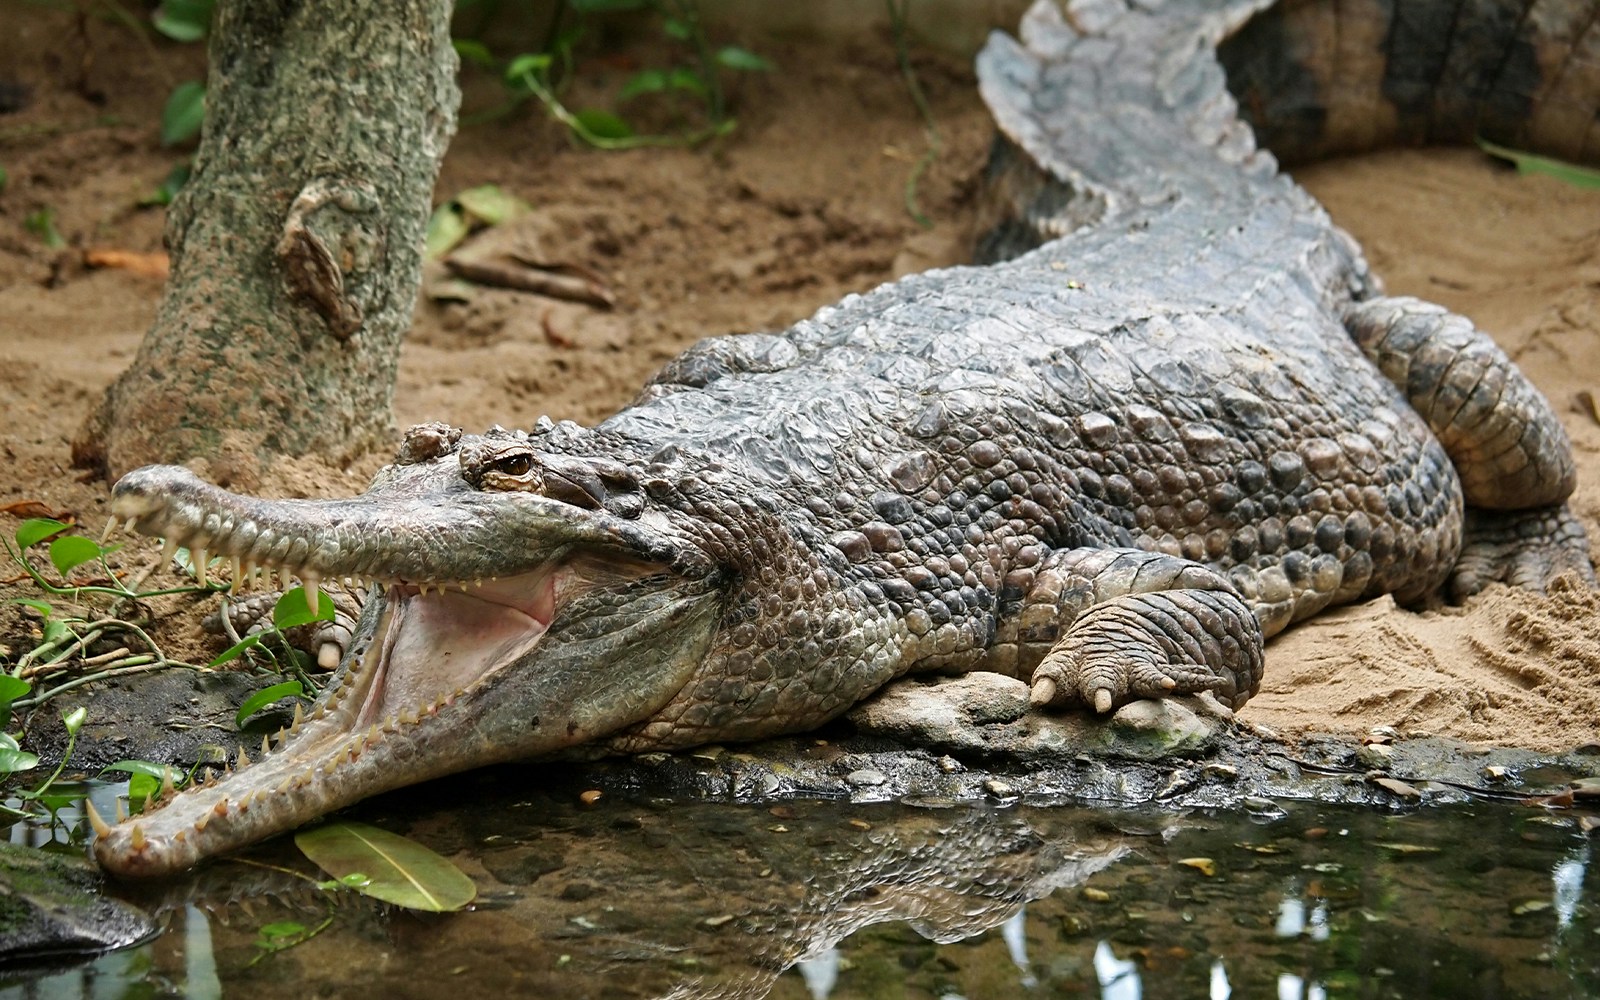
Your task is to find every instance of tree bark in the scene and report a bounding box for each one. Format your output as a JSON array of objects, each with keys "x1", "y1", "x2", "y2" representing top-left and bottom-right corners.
[{"x1": 73, "y1": 0, "x2": 459, "y2": 487}]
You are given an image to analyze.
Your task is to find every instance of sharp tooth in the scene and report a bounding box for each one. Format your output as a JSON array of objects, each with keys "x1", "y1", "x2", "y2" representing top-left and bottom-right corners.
[
  {"x1": 194, "y1": 814, "x2": 210, "y2": 832},
  {"x1": 129, "y1": 825, "x2": 147, "y2": 850},
  {"x1": 382, "y1": 714, "x2": 399, "y2": 733},
  {"x1": 303, "y1": 570, "x2": 320, "y2": 594},
  {"x1": 275, "y1": 727, "x2": 287, "y2": 747},
  {"x1": 276, "y1": 777, "x2": 292, "y2": 795},
  {"x1": 366, "y1": 725, "x2": 381, "y2": 745},
  {"x1": 292, "y1": 703, "x2": 305, "y2": 730},
  {"x1": 474, "y1": 578, "x2": 484, "y2": 589},
  {"x1": 125, "y1": 517, "x2": 140, "y2": 536},
  {"x1": 311, "y1": 705, "x2": 327, "y2": 721},
  {"x1": 230, "y1": 556, "x2": 243, "y2": 592},
  {"x1": 194, "y1": 548, "x2": 209, "y2": 586},
  {"x1": 160, "y1": 766, "x2": 175, "y2": 796},
  {"x1": 173, "y1": 830, "x2": 187, "y2": 844},
  {"x1": 85, "y1": 799, "x2": 111, "y2": 837},
  {"x1": 115, "y1": 798, "x2": 127, "y2": 823},
  {"x1": 100, "y1": 516, "x2": 120, "y2": 543},
  {"x1": 237, "y1": 745, "x2": 250, "y2": 769},
  {"x1": 400, "y1": 708, "x2": 419, "y2": 726},
  {"x1": 260, "y1": 733, "x2": 272, "y2": 756},
  {"x1": 242, "y1": 560, "x2": 257, "y2": 586},
  {"x1": 161, "y1": 537, "x2": 180, "y2": 567},
  {"x1": 213, "y1": 799, "x2": 229, "y2": 817}
]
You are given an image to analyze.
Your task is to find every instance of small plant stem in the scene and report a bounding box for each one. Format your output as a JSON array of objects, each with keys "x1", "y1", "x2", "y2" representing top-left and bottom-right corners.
[
  {"x1": 20, "y1": 627, "x2": 103, "y2": 675},
  {"x1": 513, "y1": 69, "x2": 729, "y2": 149},
  {"x1": 11, "y1": 660, "x2": 200, "y2": 712},
  {"x1": 24, "y1": 725, "x2": 78, "y2": 802},
  {"x1": 886, "y1": 0, "x2": 942, "y2": 228},
  {"x1": 664, "y1": 0, "x2": 723, "y2": 125}
]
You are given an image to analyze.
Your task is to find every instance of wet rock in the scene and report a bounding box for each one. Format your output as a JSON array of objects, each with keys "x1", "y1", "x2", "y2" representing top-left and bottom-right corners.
[
  {"x1": 1093, "y1": 697, "x2": 1226, "y2": 759},
  {"x1": 481, "y1": 844, "x2": 566, "y2": 886},
  {"x1": 846, "y1": 769, "x2": 888, "y2": 788},
  {"x1": 1369, "y1": 777, "x2": 1423, "y2": 802},
  {"x1": 0, "y1": 842, "x2": 154, "y2": 963},
  {"x1": 848, "y1": 672, "x2": 1028, "y2": 746}
]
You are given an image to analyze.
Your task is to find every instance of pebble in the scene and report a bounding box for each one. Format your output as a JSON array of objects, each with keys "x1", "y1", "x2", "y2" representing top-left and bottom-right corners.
[
  {"x1": 983, "y1": 778, "x2": 1016, "y2": 800},
  {"x1": 846, "y1": 768, "x2": 887, "y2": 787},
  {"x1": 1370, "y1": 777, "x2": 1423, "y2": 802}
]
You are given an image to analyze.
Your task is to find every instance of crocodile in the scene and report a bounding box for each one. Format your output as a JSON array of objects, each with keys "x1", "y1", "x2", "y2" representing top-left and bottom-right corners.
[{"x1": 90, "y1": 0, "x2": 1597, "y2": 876}]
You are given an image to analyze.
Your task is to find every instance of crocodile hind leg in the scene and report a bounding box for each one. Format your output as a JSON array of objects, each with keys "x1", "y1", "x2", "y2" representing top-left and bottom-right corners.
[
  {"x1": 997, "y1": 548, "x2": 1265, "y2": 714},
  {"x1": 1344, "y1": 295, "x2": 1592, "y2": 593}
]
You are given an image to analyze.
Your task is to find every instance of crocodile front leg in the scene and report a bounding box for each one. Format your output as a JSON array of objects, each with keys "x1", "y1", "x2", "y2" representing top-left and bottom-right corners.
[
  {"x1": 207, "y1": 584, "x2": 365, "y2": 668},
  {"x1": 990, "y1": 548, "x2": 1264, "y2": 714}
]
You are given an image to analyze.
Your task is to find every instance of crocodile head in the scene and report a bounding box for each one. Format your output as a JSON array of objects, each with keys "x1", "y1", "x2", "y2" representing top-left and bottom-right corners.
[{"x1": 92, "y1": 423, "x2": 725, "y2": 877}]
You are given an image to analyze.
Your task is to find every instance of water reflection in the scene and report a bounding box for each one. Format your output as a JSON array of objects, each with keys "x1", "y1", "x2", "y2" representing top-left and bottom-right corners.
[{"x1": 0, "y1": 782, "x2": 1595, "y2": 1000}]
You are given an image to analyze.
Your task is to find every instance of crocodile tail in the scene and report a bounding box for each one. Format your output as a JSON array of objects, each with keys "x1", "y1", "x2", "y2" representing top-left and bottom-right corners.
[
  {"x1": 1220, "y1": 0, "x2": 1600, "y2": 166},
  {"x1": 974, "y1": 0, "x2": 1279, "y2": 262}
]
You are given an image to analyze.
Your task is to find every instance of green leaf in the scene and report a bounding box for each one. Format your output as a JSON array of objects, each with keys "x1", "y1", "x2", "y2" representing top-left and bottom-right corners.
[
  {"x1": 126, "y1": 773, "x2": 157, "y2": 810},
  {"x1": 161, "y1": 81, "x2": 206, "y2": 147},
  {"x1": 258, "y1": 921, "x2": 306, "y2": 940},
  {"x1": 0, "y1": 165, "x2": 8, "y2": 192},
  {"x1": 666, "y1": 67, "x2": 708, "y2": 98},
  {"x1": 101, "y1": 760, "x2": 172, "y2": 781},
  {"x1": 573, "y1": 109, "x2": 633, "y2": 141},
  {"x1": 426, "y1": 203, "x2": 469, "y2": 260},
  {"x1": 296, "y1": 821, "x2": 477, "y2": 912},
  {"x1": 41, "y1": 620, "x2": 73, "y2": 646},
  {"x1": 715, "y1": 46, "x2": 773, "y2": 72},
  {"x1": 0, "y1": 676, "x2": 32, "y2": 706},
  {"x1": 1477, "y1": 137, "x2": 1600, "y2": 190},
  {"x1": 5, "y1": 599, "x2": 52, "y2": 617},
  {"x1": 452, "y1": 39, "x2": 495, "y2": 69},
  {"x1": 273, "y1": 587, "x2": 334, "y2": 630},
  {"x1": 152, "y1": 0, "x2": 215, "y2": 42},
  {"x1": 455, "y1": 184, "x2": 531, "y2": 226},
  {"x1": 138, "y1": 161, "x2": 192, "y2": 207},
  {"x1": 208, "y1": 633, "x2": 261, "y2": 667},
  {"x1": 662, "y1": 17, "x2": 692, "y2": 41},
  {"x1": 15, "y1": 519, "x2": 70, "y2": 550},
  {"x1": 235, "y1": 681, "x2": 306, "y2": 729},
  {"x1": 61, "y1": 706, "x2": 86, "y2": 738},
  {"x1": 0, "y1": 746, "x2": 39, "y2": 776},
  {"x1": 619, "y1": 69, "x2": 667, "y2": 101},
  {"x1": 504, "y1": 53, "x2": 551, "y2": 84},
  {"x1": 23, "y1": 209, "x2": 65, "y2": 249},
  {"x1": 0, "y1": 677, "x2": 28, "y2": 730},
  {"x1": 48, "y1": 535, "x2": 104, "y2": 577}
]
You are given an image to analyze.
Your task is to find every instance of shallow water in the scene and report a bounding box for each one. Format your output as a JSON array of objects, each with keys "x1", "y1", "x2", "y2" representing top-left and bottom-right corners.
[{"x1": 4, "y1": 774, "x2": 1597, "y2": 1000}]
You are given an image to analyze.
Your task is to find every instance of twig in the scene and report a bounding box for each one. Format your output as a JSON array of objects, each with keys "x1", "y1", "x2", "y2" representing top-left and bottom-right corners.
[{"x1": 886, "y1": 0, "x2": 942, "y2": 228}]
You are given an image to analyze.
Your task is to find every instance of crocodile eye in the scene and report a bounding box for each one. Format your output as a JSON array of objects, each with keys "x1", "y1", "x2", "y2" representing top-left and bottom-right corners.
[{"x1": 493, "y1": 453, "x2": 533, "y2": 477}]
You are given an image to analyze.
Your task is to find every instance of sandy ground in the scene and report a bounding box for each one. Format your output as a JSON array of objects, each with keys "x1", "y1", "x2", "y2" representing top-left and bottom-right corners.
[{"x1": 0, "y1": 9, "x2": 1597, "y2": 752}]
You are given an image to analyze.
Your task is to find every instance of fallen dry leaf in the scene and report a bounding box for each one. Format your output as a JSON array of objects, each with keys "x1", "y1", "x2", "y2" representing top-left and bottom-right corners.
[
  {"x1": 0, "y1": 500, "x2": 75, "y2": 522},
  {"x1": 83, "y1": 247, "x2": 170, "y2": 280}
]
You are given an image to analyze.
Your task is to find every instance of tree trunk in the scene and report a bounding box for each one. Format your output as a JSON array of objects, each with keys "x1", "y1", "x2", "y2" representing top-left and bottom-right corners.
[{"x1": 73, "y1": 0, "x2": 459, "y2": 487}]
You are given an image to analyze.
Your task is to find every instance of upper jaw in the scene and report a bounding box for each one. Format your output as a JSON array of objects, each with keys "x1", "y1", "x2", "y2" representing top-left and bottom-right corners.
[{"x1": 107, "y1": 461, "x2": 700, "y2": 590}]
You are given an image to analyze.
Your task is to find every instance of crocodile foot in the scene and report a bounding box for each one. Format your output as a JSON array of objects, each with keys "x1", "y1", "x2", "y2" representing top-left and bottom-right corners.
[
  {"x1": 1027, "y1": 588, "x2": 1263, "y2": 714},
  {"x1": 1449, "y1": 505, "x2": 1596, "y2": 600},
  {"x1": 203, "y1": 584, "x2": 366, "y2": 669}
]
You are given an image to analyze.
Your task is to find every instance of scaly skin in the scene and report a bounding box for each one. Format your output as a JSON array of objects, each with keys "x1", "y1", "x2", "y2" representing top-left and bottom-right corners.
[{"x1": 91, "y1": 0, "x2": 1596, "y2": 877}]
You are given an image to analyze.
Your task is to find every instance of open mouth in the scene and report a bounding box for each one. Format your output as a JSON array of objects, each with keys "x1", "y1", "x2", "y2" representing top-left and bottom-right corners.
[{"x1": 354, "y1": 569, "x2": 560, "y2": 730}]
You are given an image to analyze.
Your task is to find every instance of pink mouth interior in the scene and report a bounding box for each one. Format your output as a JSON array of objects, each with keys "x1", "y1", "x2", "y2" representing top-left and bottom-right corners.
[{"x1": 358, "y1": 570, "x2": 559, "y2": 726}]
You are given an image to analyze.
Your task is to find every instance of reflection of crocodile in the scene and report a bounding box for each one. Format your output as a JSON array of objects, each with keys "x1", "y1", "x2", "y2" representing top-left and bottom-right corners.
[{"x1": 91, "y1": 0, "x2": 1596, "y2": 876}]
